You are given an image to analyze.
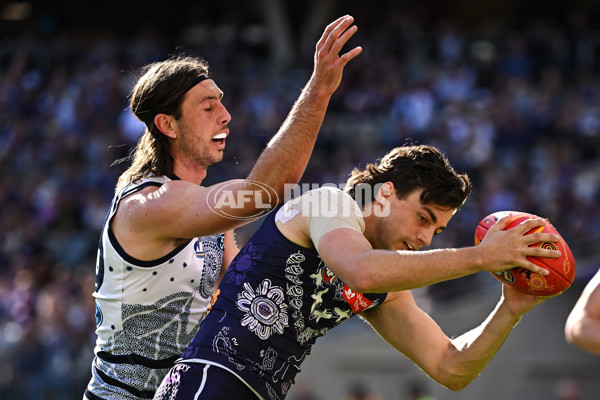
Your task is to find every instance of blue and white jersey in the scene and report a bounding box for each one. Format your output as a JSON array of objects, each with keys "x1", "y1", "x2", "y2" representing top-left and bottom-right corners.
[{"x1": 85, "y1": 176, "x2": 225, "y2": 400}]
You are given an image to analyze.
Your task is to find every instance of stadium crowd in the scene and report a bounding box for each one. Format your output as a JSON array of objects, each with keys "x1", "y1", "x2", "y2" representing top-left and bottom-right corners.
[{"x1": 1, "y1": 5, "x2": 600, "y2": 398}]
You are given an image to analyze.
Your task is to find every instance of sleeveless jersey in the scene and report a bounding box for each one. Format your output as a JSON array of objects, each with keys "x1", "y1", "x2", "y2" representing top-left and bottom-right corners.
[
  {"x1": 85, "y1": 176, "x2": 225, "y2": 400},
  {"x1": 181, "y1": 203, "x2": 388, "y2": 400}
]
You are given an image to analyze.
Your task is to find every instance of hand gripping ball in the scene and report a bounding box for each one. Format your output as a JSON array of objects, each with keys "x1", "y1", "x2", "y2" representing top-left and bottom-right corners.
[{"x1": 474, "y1": 211, "x2": 575, "y2": 296}]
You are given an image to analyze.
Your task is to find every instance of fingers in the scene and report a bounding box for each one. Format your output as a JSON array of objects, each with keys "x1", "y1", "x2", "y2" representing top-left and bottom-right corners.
[
  {"x1": 311, "y1": 15, "x2": 362, "y2": 94},
  {"x1": 491, "y1": 214, "x2": 562, "y2": 256},
  {"x1": 526, "y1": 242, "x2": 562, "y2": 259},
  {"x1": 519, "y1": 260, "x2": 550, "y2": 276},
  {"x1": 317, "y1": 15, "x2": 362, "y2": 62},
  {"x1": 523, "y1": 231, "x2": 561, "y2": 246},
  {"x1": 329, "y1": 23, "x2": 358, "y2": 56},
  {"x1": 488, "y1": 213, "x2": 512, "y2": 232},
  {"x1": 490, "y1": 213, "x2": 546, "y2": 234},
  {"x1": 318, "y1": 15, "x2": 355, "y2": 53},
  {"x1": 319, "y1": 15, "x2": 351, "y2": 43},
  {"x1": 515, "y1": 217, "x2": 546, "y2": 233}
]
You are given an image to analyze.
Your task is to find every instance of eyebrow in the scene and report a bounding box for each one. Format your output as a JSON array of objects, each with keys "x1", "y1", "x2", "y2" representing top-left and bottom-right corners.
[
  {"x1": 201, "y1": 93, "x2": 223, "y2": 102},
  {"x1": 423, "y1": 206, "x2": 438, "y2": 224},
  {"x1": 423, "y1": 205, "x2": 447, "y2": 233}
]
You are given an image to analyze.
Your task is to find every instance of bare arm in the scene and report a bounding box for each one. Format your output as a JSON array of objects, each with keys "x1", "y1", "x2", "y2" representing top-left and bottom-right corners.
[
  {"x1": 247, "y1": 15, "x2": 362, "y2": 194},
  {"x1": 317, "y1": 216, "x2": 561, "y2": 293},
  {"x1": 113, "y1": 16, "x2": 362, "y2": 259},
  {"x1": 362, "y1": 287, "x2": 542, "y2": 391},
  {"x1": 565, "y1": 268, "x2": 600, "y2": 355}
]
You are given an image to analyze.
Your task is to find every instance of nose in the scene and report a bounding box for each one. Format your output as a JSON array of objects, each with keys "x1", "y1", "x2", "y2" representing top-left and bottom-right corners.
[
  {"x1": 219, "y1": 103, "x2": 232, "y2": 125},
  {"x1": 417, "y1": 227, "x2": 435, "y2": 248}
]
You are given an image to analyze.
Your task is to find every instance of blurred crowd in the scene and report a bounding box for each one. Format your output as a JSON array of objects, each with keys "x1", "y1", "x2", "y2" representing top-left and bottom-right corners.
[{"x1": 2, "y1": 5, "x2": 600, "y2": 398}]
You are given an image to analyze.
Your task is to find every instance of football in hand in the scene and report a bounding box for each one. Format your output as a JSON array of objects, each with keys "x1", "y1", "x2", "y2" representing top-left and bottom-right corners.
[{"x1": 474, "y1": 211, "x2": 575, "y2": 296}]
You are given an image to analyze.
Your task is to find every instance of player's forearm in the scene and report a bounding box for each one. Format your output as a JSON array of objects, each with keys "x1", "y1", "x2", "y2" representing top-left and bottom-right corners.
[
  {"x1": 346, "y1": 246, "x2": 485, "y2": 293},
  {"x1": 247, "y1": 80, "x2": 332, "y2": 195},
  {"x1": 439, "y1": 299, "x2": 521, "y2": 391}
]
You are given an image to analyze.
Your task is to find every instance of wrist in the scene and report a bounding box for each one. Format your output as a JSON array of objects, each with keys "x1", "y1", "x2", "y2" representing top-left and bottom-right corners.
[
  {"x1": 305, "y1": 74, "x2": 338, "y2": 100},
  {"x1": 498, "y1": 297, "x2": 524, "y2": 323},
  {"x1": 461, "y1": 245, "x2": 486, "y2": 274}
]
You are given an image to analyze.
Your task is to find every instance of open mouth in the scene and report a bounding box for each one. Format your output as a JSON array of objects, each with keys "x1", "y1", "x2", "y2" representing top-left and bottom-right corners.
[
  {"x1": 404, "y1": 242, "x2": 415, "y2": 251},
  {"x1": 212, "y1": 132, "x2": 227, "y2": 146}
]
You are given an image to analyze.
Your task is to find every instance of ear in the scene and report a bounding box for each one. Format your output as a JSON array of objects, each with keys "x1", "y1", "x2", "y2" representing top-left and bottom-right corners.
[
  {"x1": 153, "y1": 113, "x2": 177, "y2": 139},
  {"x1": 374, "y1": 182, "x2": 394, "y2": 206}
]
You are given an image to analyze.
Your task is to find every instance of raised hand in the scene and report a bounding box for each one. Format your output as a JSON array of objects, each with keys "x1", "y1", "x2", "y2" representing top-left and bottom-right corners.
[{"x1": 310, "y1": 15, "x2": 363, "y2": 95}]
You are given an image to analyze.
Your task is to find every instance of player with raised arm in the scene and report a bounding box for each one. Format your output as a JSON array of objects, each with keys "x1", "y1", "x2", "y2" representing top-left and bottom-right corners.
[{"x1": 84, "y1": 15, "x2": 362, "y2": 400}]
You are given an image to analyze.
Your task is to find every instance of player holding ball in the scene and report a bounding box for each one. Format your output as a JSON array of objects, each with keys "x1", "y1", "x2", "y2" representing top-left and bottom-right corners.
[{"x1": 154, "y1": 144, "x2": 568, "y2": 400}]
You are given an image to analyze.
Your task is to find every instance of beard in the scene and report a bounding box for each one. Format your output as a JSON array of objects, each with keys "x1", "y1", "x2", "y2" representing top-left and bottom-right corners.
[{"x1": 176, "y1": 123, "x2": 224, "y2": 169}]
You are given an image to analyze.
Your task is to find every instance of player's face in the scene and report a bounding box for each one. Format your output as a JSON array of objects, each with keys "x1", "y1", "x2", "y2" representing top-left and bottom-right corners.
[
  {"x1": 172, "y1": 79, "x2": 231, "y2": 168},
  {"x1": 374, "y1": 188, "x2": 455, "y2": 251}
]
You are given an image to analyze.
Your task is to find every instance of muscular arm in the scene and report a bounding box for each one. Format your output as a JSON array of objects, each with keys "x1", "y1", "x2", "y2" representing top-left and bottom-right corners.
[
  {"x1": 247, "y1": 15, "x2": 362, "y2": 194},
  {"x1": 113, "y1": 16, "x2": 362, "y2": 259},
  {"x1": 317, "y1": 219, "x2": 560, "y2": 294},
  {"x1": 274, "y1": 189, "x2": 560, "y2": 293},
  {"x1": 362, "y1": 288, "x2": 541, "y2": 390},
  {"x1": 565, "y1": 268, "x2": 600, "y2": 355}
]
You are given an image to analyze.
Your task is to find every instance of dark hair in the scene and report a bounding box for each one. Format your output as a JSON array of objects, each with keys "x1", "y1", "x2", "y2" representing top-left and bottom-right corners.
[
  {"x1": 115, "y1": 55, "x2": 210, "y2": 189},
  {"x1": 345, "y1": 144, "x2": 471, "y2": 210}
]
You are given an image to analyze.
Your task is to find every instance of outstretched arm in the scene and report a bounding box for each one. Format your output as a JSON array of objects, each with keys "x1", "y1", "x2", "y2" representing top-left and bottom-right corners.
[
  {"x1": 317, "y1": 216, "x2": 561, "y2": 293},
  {"x1": 247, "y1": 15, "x2": 362, "y2": 193},
  {"x1": 113, "y1": 16, "x2": 362, "y2": 256},
  {"x1": 362, "y1": 287, "x2": 543, "y2": 391},
  {"x1": 565, "y1": 268, "x2": 600, "y2": 355}
]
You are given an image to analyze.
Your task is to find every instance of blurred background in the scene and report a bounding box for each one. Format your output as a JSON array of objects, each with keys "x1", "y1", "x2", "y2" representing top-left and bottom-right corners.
[{"x1": 2, "y1": 0, "x2": 600, "y2": 398}]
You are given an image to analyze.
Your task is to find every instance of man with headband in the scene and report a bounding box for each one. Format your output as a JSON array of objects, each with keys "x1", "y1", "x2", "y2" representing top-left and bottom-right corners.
[{"x1": 83, "y1": 15, "x2": 362, "y2": 400}]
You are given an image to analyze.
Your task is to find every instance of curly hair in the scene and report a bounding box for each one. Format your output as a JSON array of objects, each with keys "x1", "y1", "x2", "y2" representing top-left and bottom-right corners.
[{"x1": 345, "y1": 144, "x2": 471, "y2": 210}]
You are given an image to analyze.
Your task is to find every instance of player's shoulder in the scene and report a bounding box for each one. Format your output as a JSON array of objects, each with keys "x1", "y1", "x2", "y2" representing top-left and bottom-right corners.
[
  {"x1": 302, "y1": 185, "x2": 354, "y2": 202},
  {"x1": 285, "y1": 186, "x2": 359, "y2": 213},
  {"x1": 117, "y1": 175, "x2": 172, "y2": 197}
]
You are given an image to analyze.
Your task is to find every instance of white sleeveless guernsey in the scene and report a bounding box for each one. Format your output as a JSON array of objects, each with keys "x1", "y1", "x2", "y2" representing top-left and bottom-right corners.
[{"x1": 84, "y1": 176, "x2": 224, "y2": 400}]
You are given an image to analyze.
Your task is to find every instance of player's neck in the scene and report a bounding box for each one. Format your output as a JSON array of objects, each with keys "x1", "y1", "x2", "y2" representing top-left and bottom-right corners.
[
  {"x1": 361, "y1": 204, "x2": 378, "y2": 248},
  {"x1": 172, "y1": 163, "x2": 208, "y2": 185}
]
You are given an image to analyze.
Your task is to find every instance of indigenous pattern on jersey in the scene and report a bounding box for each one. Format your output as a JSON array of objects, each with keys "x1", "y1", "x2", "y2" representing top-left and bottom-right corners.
[
  {"x1": 85, "y1": 176, "x2": 224, "y2": 400},
  {"x1": 181, "y1": 201, "x2": 388, "y2": 400}
]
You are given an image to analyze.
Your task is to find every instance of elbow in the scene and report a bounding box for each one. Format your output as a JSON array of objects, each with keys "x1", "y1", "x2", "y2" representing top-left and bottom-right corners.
[
  {"x1": 564, "y1": 314, "x2": 586, "y2": 348},
  {"x1": 444, "y1": 378, "x2": 473, "y2": 392},
  {"x1": 565, "y1": 319, "x2": 591, "y2": 351},
  {"x1": 565, "y1": 322, "x2": 578, "y2": 346},
  {"x1": 435, "y1": 353, "x2": 479, "y2": 391},
  {"x1": 341, "y1": 274, "x2": 372, "y2": 294},
  {"x1": 437, "y1": 371, "x2": 476, "y2": 392},
  {"x1": 341, "y1": 260, "x2": 379, "y2": 293}
]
